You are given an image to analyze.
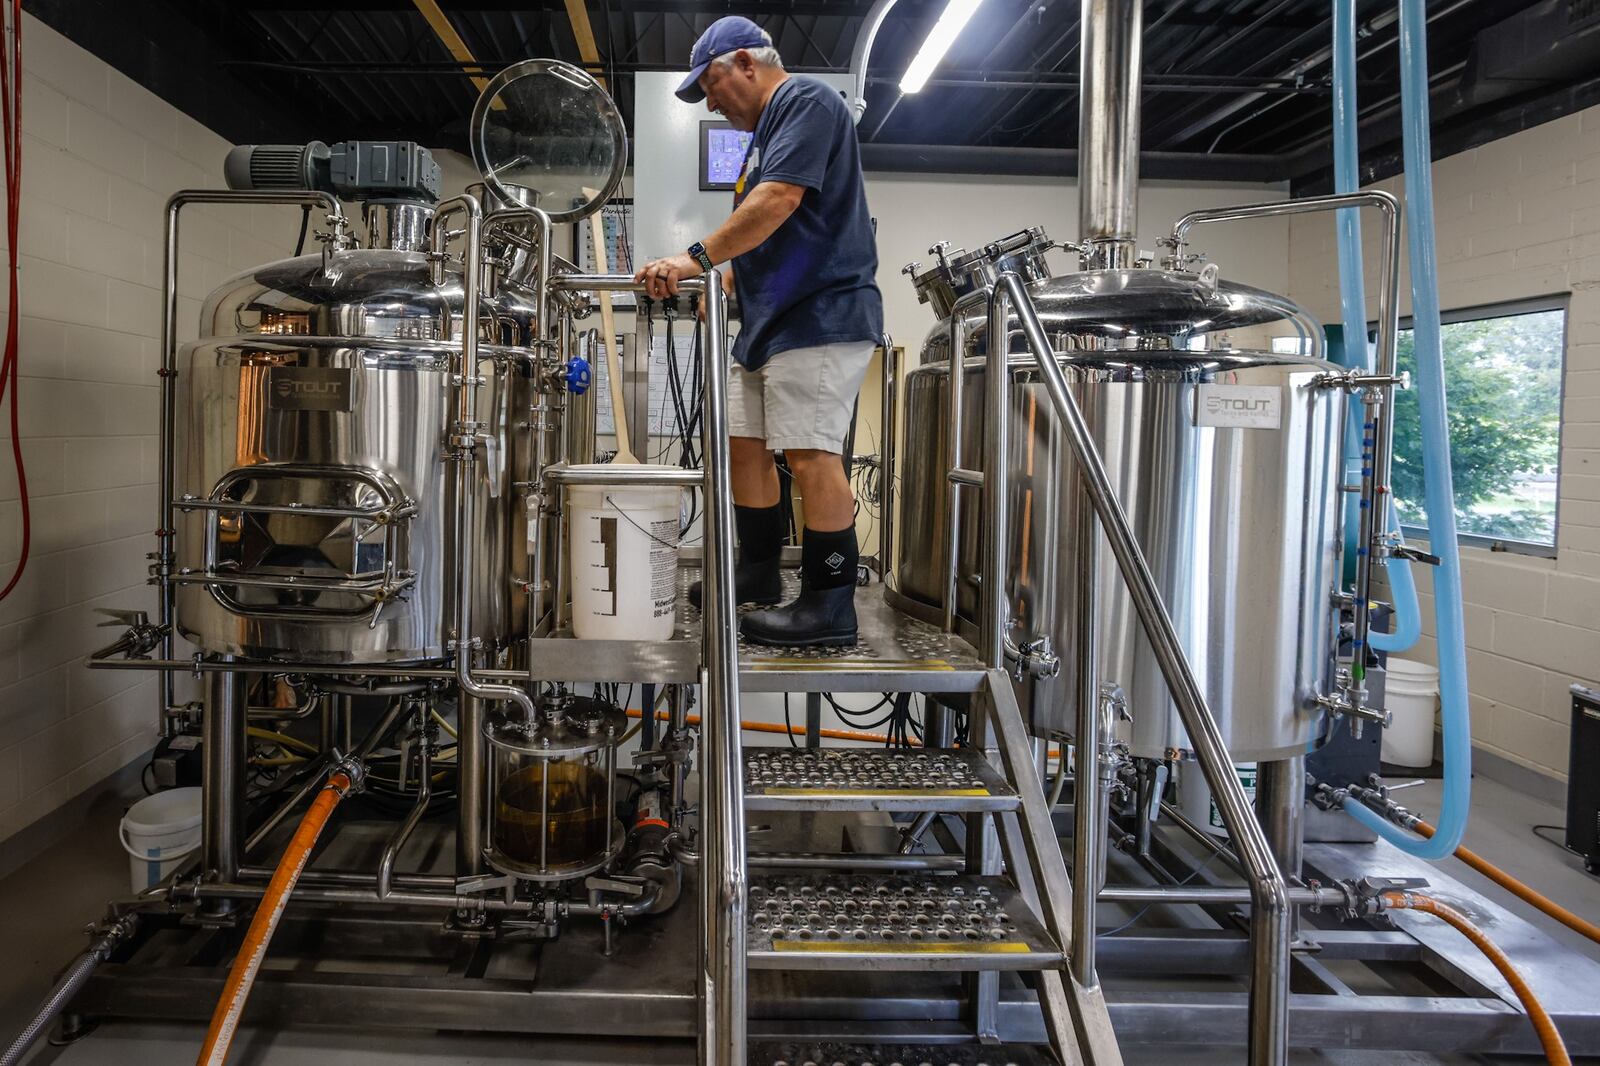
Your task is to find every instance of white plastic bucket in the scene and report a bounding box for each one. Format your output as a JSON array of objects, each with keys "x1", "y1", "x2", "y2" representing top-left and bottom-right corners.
[
  {"x1": 567, "y1": 468, "x2": 686, "y2": 641},
  {"x1": 1177, "y1": 762, "x2": 1257, "y2": 837},
  {"x1": 120, "y1": 787, "x2": 202, "y2": 892},
  {"x1": 1382, "y1": 657, "x2": 1440, "y2": 767}
]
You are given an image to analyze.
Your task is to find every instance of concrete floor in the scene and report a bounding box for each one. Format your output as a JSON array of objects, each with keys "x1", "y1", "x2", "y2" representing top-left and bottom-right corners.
[{"x1": 1, "y1": 769, "x2": 1596, "y2": 1064}]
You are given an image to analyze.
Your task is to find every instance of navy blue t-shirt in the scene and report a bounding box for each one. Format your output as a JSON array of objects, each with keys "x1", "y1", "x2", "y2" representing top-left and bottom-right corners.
[{"x1": 730, "y1": 76, "x2": 883, "y2": 370}]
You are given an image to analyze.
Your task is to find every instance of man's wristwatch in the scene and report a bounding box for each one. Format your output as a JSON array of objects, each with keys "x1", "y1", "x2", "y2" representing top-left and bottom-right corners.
[{"x1": 688, "y1": 241, "x2": 715, "y2": 273}]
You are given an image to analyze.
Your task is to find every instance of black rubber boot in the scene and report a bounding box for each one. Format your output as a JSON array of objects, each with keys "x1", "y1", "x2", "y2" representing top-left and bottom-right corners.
[
  {"x1": 688, "y1": 557, "x2": 783, "y2": 610},
  {"x1": 740, "y1": 584, "x2": 858, "y2": 647}
]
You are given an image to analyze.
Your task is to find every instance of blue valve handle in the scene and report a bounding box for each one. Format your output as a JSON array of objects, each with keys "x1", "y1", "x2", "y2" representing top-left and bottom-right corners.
[{"x1": 565, "y1": 356, "x2": 592, "y2": 395}]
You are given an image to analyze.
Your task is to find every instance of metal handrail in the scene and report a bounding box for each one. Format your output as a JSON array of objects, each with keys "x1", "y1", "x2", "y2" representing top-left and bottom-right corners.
[
  {"x1": 995, "y1": 271, "x2": 1293, "y2": 1066},
  {"x1": 547, "y1": 270, "x2": 746, "y2": 1063}
]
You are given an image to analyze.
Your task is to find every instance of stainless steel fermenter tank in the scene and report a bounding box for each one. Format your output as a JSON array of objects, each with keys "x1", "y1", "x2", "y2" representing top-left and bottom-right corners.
[
  {"x1": 173, "y1": 237, "x2": 538, "y2": 662},
  {"x1": 895, "y1": 239, "x2": 1344, "y2": 761}
]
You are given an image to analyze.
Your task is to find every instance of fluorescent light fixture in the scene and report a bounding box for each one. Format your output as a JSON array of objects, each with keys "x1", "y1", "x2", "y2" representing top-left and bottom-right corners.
[{"x1": 898, "y1": 0, "x2": 986, "y2": 95}]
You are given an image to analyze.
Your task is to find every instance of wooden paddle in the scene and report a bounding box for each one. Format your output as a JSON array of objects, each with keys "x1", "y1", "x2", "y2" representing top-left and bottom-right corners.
[{"x1": 586, "y1": 199, "x2": 637, "y2": 464}]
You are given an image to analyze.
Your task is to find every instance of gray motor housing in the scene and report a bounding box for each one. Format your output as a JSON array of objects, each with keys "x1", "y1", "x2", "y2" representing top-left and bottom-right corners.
[{"x1": 224, "y1": 140, "x2": 442, "y2": 204}]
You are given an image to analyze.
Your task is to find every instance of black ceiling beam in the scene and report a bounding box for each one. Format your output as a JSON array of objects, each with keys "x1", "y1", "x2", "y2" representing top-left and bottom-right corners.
[
  {"x1": 1289, "y1": 71, "x2": 1600, "y2": 195},
  {"x1": 862, "y1": 143, "x2": 1289, "y2": 182},
  {"x1": 21, "y1": 0, "x2": 335, "y2": 145}
]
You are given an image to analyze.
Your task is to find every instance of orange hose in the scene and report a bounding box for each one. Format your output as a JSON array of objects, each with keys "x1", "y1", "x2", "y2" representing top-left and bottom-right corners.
[
  {"x1": 1412, "y1": 818, "x2": 1600, "y2": 945},
  {"x1": 195, "y1": 769, "x2": 355, "y2": 1066},
  {"x1": 1382, "y1": 891, "x2": 1570, "y2": 1065}
]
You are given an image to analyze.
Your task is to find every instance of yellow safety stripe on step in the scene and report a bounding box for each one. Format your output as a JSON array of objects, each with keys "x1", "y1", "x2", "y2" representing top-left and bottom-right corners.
[
  {"x1": 771, "y1": 940, "x2": 1033, "y2": 954},
  {"x1": 759, "y1": 787, "x2": 991, "y2": 797}
]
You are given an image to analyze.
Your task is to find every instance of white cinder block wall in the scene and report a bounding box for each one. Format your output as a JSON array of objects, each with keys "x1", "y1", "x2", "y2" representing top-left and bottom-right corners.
[
  {"x1": 1287, "y1": 106, "x2": 1600, "y2": 782},
  {"x1": 0, "y1": 16, "x2": 297, "y2": 852}
]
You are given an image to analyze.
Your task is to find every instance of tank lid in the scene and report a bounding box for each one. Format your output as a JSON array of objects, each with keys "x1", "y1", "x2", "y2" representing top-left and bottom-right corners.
[{"x1": 979, "y1": 268, "x2": 1323, "y2": 357}]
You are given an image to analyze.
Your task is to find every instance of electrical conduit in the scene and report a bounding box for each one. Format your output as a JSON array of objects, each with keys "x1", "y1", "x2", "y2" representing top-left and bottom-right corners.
[
  {"x1": 1339, "y1": 0, "x2": 1471, "y2": 858},
  {"x1": 1332, "y1": 0, "x2": 1420, "y2": 655},
  {"x1": 195, "y1": 765, "x2": 360, "y2": 1065}
]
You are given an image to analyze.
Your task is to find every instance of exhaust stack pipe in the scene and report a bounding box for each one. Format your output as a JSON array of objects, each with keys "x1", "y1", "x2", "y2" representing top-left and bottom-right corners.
[{"x1": 1078, "y1": 0, "x2": 1143, "y2": 270}]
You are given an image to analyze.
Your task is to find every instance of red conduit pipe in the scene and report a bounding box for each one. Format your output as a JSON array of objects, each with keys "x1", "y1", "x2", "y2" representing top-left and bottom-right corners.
[{"x1": 0, "y1": 0, "x2": 27, "y2": 602}]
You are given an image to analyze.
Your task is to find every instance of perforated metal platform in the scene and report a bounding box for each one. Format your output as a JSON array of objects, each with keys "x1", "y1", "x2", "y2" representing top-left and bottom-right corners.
[
  {"x1": 522, "y1": 571, "x2": 987, "y2": 691},
  {"x1": 744, "y1": 747, "x2": 1018, "y2": 813},
  {"x1": 690, "y1": 571, "x2": 989, "y2": 694},
  {"x1": 746, "y1": 874, "x2": 1063, "y2": 971},
  {"x1": 750, "y1": 1042, "x2": 1057, "y2": 1066}
]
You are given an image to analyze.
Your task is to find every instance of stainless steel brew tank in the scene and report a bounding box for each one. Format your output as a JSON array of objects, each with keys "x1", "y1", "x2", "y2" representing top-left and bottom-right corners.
[
  {"x1": 174, "y1": 248, "x2": 540, "y2": 662},
  {"x1": 897, "y1": 267, "x2": 1343, "y2": 761}
]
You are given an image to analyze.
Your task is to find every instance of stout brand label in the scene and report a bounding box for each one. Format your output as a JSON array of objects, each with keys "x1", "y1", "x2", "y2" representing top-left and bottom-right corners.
[
  {"x1": 268, "y1": 367, "x2": 354, "y2": 411},
  {"x1": 1193, "y1": 383, "x2": 1283, "y2": 430}
]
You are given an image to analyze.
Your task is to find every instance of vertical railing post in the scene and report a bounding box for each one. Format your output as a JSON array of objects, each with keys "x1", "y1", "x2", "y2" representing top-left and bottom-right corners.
[{"x1": 697, "y1": 271, "x2": 747, "y2": 1066}]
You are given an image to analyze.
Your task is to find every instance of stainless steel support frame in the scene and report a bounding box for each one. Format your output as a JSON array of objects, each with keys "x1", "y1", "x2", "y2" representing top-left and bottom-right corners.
[
  {"x1": 996, "y1": 272, "x2": 1292, "y2": 1066},
  {"x1": 1169, "y1": 191, "x2": 1402, "y2": 717},
  {"x1": 158, "y1": 190, "x2": 346, "y2": 737}
]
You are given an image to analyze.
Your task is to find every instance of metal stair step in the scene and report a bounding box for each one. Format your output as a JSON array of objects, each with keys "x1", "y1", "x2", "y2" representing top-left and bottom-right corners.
[
  {"x1": 746, "y1": 873, "x2": 1063, "y2": 972},
  {"x1": 744, "y1": 747, "x2": 1018, "y2": 813},
  {"x1": 750, "y1": 1043, "x2": 1056, "y2": 1066}
]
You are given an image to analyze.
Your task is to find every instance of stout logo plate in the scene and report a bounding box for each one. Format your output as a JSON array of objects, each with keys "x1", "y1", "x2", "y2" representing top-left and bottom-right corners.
[
  {"x1": 268, "y1": 367, "x2": 353, "y2": 411},
  {"x1": 1194, "y1": 383, "x2": 1282, "y2": 430}
]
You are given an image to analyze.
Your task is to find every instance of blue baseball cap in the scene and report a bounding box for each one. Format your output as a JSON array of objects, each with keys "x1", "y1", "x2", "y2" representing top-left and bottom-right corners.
[{"x1": 675, "y1": 16, "x2": 771, "y2": 103}]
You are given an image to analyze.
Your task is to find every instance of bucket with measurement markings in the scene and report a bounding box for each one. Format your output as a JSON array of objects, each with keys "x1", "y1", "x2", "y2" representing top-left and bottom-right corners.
[{"x1": 568, "y1": 468, "x2": 686, "y2": 641}]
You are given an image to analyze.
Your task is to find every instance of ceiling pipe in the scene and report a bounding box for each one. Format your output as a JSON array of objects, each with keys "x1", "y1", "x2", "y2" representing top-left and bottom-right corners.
[{"x1": 849, "y1": 0, "x2": 902, "y2": 124}]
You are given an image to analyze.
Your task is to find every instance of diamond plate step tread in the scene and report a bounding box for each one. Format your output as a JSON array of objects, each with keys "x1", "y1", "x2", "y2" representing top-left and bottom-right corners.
[
  {"x1": 744, "y1": 747, "x2": 1019, "y2": 813},
  {"x1": 750, "y1": 1043, "x2": 1057, "y2": 1066},
  {"x1": 746, "y1": 874, "x2": 1063, "y2": 972}
]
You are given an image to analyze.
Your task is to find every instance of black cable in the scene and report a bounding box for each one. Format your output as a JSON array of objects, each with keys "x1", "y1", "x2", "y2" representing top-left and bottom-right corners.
[
  {"x1": 1531, "y1": 824, "x2": 1576, "y2": 854},
  {"x1": 783, "y1": 694, "x2": 799, "y2": 747},
  {"x1": 293, "y1": 204, "x2": 311, "y2": 256}
]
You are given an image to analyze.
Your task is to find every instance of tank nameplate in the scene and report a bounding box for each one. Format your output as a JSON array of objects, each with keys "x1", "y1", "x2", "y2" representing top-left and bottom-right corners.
[
  {"x1": 1193, "y1": 383, "x2": 1282, "y2": 429},
  {"x1": 268, "y1": 366, "x2": 354, "y2": 411}
]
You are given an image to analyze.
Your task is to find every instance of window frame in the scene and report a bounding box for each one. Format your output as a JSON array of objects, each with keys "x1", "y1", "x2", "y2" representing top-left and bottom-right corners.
[{"x1": 1370, "y1": 293, "x2": 1570, "y2": 560}]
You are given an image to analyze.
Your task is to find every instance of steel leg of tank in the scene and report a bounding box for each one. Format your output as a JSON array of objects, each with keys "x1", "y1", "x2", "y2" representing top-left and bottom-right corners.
[
  {"x1": 201, "y1": 667, "x2": 245, "y2": 916},
  {"x1": 1070, "y1": 502, "x2": 1103, "y2": 989},
  {"x1": 456, "y1": 689, "x2": 485, "y2": 877},
  {"x1": 1256, "y1": 758, "x2": 1306, "y2": 935}
]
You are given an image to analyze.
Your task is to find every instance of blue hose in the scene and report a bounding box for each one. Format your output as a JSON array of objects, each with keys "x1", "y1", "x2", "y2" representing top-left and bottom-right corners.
[
  {"x1": 1330, "y1": 0, "x2": 1420, "y2": 655},
  {"x1": 1341, "y1": 0, "x2": 1471, "y2": 858}
]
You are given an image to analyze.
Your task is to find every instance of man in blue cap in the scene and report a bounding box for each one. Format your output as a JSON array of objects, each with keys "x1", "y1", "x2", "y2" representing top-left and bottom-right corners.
[{"x1": 636, "y1": 16, "x2": 883, "y2": 648}]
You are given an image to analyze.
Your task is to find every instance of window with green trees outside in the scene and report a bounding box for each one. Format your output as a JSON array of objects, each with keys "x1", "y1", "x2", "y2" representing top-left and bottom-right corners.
[{"x1": 1388, "y1": 299, "x2": 1567, "y2": 554}]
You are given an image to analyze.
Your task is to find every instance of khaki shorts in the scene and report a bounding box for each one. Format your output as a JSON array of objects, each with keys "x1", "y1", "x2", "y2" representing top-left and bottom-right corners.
[{"x1": 727, "y1": 341, "x2": 875, "y2": 453}]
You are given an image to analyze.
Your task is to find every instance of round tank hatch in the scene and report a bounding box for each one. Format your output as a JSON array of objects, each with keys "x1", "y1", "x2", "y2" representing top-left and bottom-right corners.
[{"x1": 470, "y1": 58, "x2": 627, "y2": 225}]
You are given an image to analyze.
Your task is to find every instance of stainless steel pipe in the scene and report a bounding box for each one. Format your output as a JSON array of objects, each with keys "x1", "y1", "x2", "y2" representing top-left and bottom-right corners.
[
  {"x1": 1170, "y1": 190, "x2": 1402, "y2": 709},
  {"x1": 158, "y1": 189, "x2": 345, "y2": 737},
  {"x1": 980, "y1": 288, "x2": 1011, "y2": 670},
  {"x1": 1078, "y1": 0, "x2": 1143, "y2": 269},
  {"x1": 699, "y1": 268, "x2": 747, "y2": 1066},
  {"x1": 998, "y1": 271, "x2": 1292, "y2": 1066}
]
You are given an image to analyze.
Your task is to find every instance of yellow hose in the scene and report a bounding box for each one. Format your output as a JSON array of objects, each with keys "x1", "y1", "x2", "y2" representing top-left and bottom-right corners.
[
  {"x1": 1412, "y1": 818, "x2": 1600, "y2": 945},
  {"x1": 1382, "y1": 891, "x2": 1571, "y2": 1065}
]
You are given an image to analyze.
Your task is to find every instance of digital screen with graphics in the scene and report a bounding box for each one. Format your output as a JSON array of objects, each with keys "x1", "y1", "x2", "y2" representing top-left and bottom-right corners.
[{"x1": 700, "y1": 122, "x2": 753, "y2": 191}]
